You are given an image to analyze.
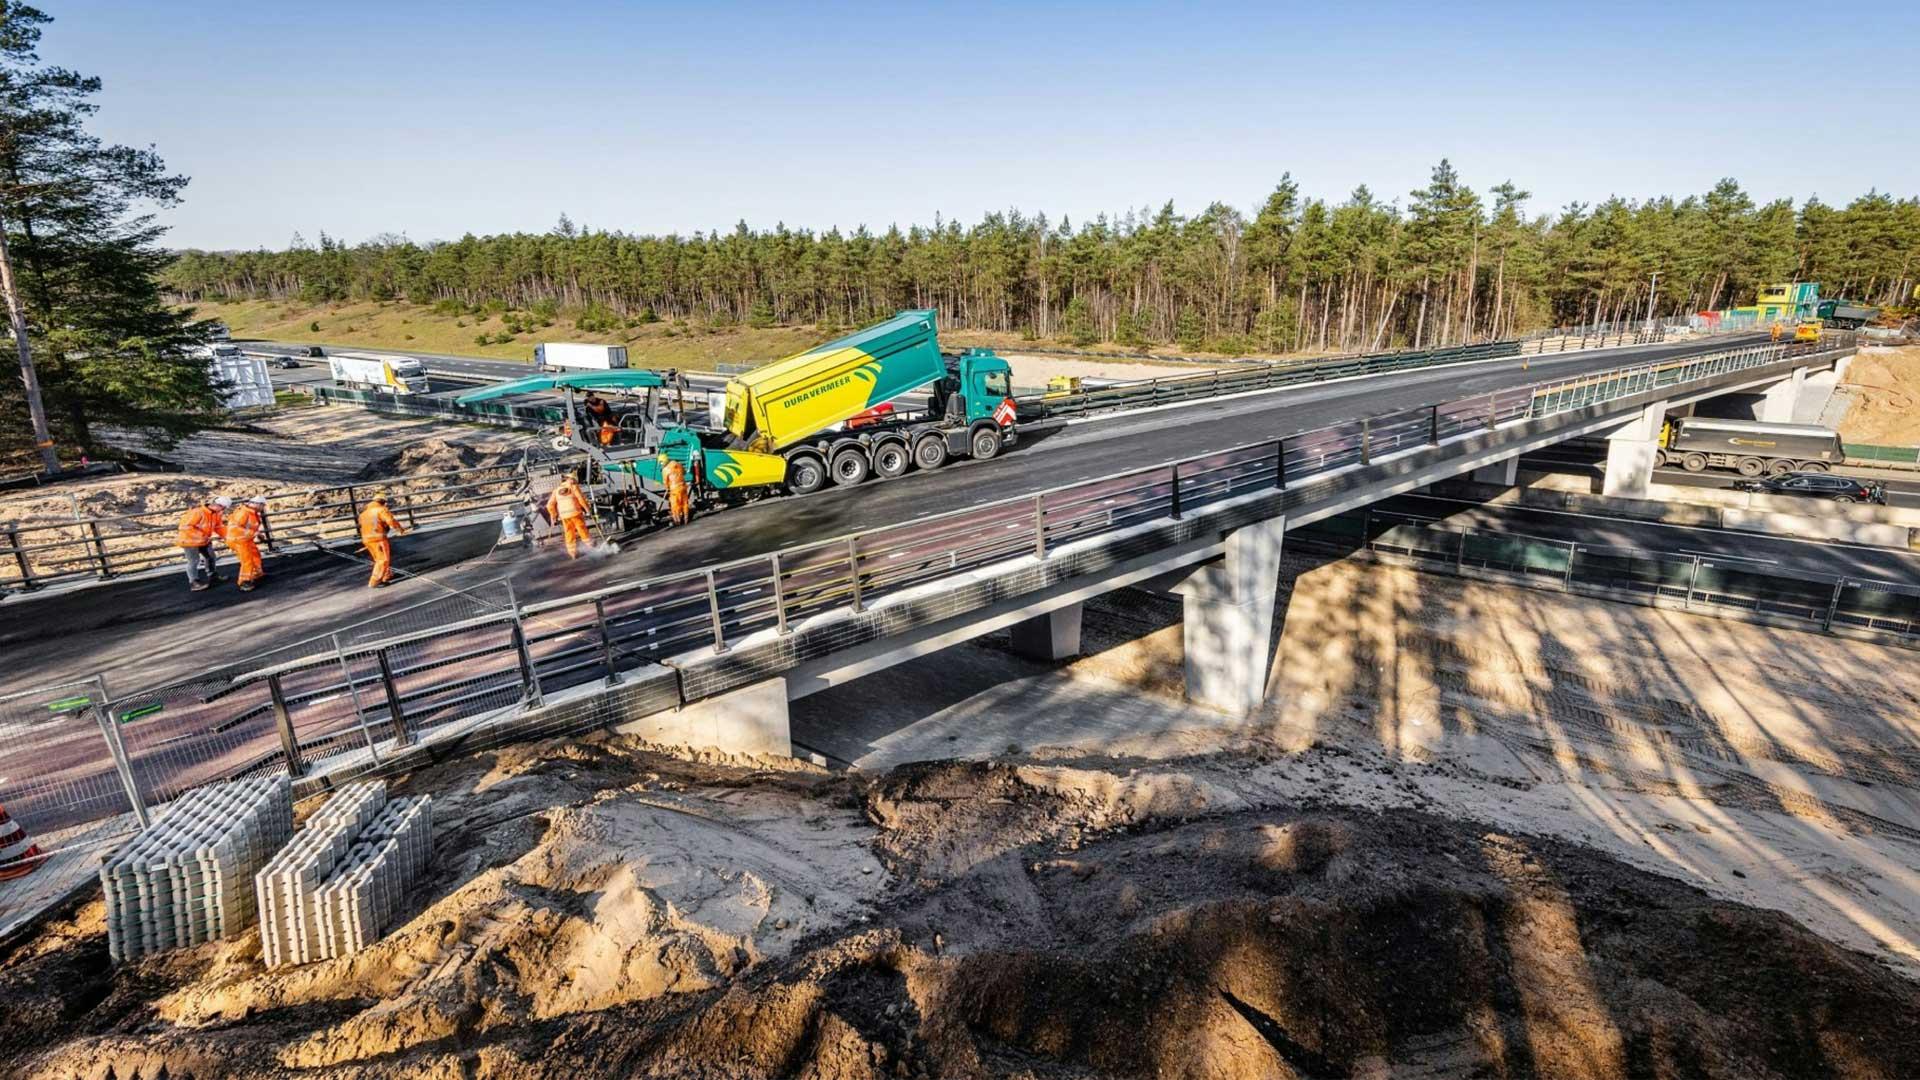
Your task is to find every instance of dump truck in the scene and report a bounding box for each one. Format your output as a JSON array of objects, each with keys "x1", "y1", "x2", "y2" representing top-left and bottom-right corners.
[
  {"x1": 1818, "y1": 299, "x2": 1877, "y2": 329},
  {"x1": 1655, "y1": 417, "x2": 1844, "y2": 478},
  {"x1": 329, "y1": 352, "x2": 428, "y2": 395},
  {"x1": 720, "y1": 309, "x2": 1016, "y2": 493},
  {"x1": 535, "y1": 343, "x2": 629, "y2": 372}
]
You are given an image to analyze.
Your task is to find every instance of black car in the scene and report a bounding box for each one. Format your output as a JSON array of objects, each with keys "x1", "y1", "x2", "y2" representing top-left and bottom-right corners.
[
  {"x1": 270, "y1": 356, "x2": 302, "y2": 369},
  {"x1": 300, "y1": 345, "x2": 326, "y2": 358},
  {"x1": 1733, "y1": 471, "x2": 1887, "y2": 504}
]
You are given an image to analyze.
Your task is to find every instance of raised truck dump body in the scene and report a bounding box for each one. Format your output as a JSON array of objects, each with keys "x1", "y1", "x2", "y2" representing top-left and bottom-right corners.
[
  {"x1": 1657, "y1": 417, "x2": 1844, "y2": 478},
  {"x1": 719, "y1": 309, "x2": 1016, "y2": 494}
]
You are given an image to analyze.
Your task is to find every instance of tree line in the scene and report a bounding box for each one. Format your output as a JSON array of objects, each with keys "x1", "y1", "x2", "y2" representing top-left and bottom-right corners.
[{"x1": 164, "y1": 166, "x2": 1919, "y2": 354}]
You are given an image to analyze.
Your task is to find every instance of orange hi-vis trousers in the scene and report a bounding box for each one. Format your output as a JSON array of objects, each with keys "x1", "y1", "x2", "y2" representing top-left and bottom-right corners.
[
  {"x1": 230, "y1": 539, "x2": 263, "y2": 586},
  {"x1": 560, "y1": 516, "x2": 591, "y2": 557},
  {"x1": 365, "y1": 535, "x2": 392, "y2": 586}
]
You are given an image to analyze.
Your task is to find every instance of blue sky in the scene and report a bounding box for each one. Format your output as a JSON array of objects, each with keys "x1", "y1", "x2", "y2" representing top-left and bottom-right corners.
[{"x1": 42, "y1": 0, "x2": 1920, "y2": 250}]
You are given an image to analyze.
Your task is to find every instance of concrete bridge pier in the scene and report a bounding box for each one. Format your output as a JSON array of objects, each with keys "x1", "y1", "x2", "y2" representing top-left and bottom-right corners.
[
  {"x1": 1602, "y1": 400, "x2": 1670, "y2": 498},
  {"x1": 1470, "y1": 456, "x2": 1520, "y2": 486},
  {"x1": 1171, "y1": 515, "x2": 1287, "y2": 716},
  {"x1": 1009, "y1": 604, "x2": 1083, "y2": 660},
  {"x1": 1758, "y1": 366, "x2": 1810, "y2": 423}
]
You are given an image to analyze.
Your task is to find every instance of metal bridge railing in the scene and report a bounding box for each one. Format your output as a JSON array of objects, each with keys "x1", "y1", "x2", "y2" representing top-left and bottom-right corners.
[
  {"x1": 0, "y1": 333, "x2": 1865, "y2": 875},
  {"x1": 0, "y1": 462, "x2": 531, "y2": 594}
]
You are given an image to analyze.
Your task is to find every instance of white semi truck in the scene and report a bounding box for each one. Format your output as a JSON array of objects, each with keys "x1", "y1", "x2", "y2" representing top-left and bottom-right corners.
[
  {"x1": 534, "y1": 343, "x2": 629, "y2": 372},
  {"x1": 329, "y1": 352, "x2": 429, "y2": 395}
]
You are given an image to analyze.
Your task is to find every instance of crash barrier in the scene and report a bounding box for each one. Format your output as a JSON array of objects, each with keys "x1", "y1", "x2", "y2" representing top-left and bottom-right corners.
[
  {"x1": 311, "y1": 386, "x2": 562, "y2": 430},
  {"x1": 1846, "y1": 443, "x2": 1920, "y2": 469},
  {"x1": 0, "y1": 462, "x2": 531, "y2": 594},
  {"x1": 0, "y1": 335, "x2": 1857, "y2": 868},
  {"x1": 1294, "y1": 506, "x2": 1920, "y2": 645}
]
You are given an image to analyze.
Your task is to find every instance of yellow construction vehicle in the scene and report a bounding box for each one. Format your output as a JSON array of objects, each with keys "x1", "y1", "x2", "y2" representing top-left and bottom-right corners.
[{"x1": 1793, "y1": 320, "x2": 1823, "y2": 343}]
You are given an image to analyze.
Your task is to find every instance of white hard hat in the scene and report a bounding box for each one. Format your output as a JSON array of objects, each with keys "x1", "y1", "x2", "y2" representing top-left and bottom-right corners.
[
  {"x1": 247, "y1": 495, "x2": 268, "y2": 506},
  {"x1": 212, "y1": 496, "x2": 234, "y2": 508}
]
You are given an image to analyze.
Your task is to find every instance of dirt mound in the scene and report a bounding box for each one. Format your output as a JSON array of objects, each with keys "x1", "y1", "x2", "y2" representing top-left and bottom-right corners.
[
  {"x1": 5, "y1": 750, "x2": 1917, "y2": 1078},
  {"x1": 1838, "y1": 345, "x2": 1920, "y2": 446},
  {"x1": 355, "y1": 438, "x2": 523, "y2": 481},
  {"x1": 0, "y1": 474, "x2": 279, "y2": 524}
]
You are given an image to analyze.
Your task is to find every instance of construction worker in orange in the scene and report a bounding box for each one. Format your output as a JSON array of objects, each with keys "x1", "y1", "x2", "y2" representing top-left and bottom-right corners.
[
  {"x1": 176, "y1": 495, "x2": 230, "y2": 591},
  {"x1": 1770, "y1": 322, "x2": 1784, "y2": 343},
  {"x1": 583, "y1": 391, "x2": 617, "y2": 447},
  {"x1": 224, "y1": 495, "x2": 268, "y2": 591},
  {"x1": 546, "y1": 475, "x2": 592, "y2": 558},
  {"x1": 663, "y1": 457, "x2": 691, "y2": 526},
  {"x1": 359, "y1": 491, "x2": 408, "y2": 588}
]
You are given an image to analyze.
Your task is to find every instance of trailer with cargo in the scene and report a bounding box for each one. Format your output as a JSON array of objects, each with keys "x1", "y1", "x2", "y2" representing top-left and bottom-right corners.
[
  {"x1": 1655, "y1": 417, "x2": 1845, "y2": 478},
  {"x1": 534, "y1": 343, "x2": 629, "y2": 372},
  {"x1": 329, "y1": 352, "x2": 429, "y2": 395}
]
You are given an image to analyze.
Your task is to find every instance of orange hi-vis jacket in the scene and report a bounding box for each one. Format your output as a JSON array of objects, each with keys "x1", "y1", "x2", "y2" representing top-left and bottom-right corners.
[
  {"x1": 224, "y1": 504, "x2": 263, "y2": 544},
  {"x1": 358, "y1": 502, "x2": 400, "y2": 541},
  {"x1": 176, "y1": 505, "x2": 224, "y2": 548},
  {"x1": 547, "y1": 484, "x2": 587, "y2": 521}
]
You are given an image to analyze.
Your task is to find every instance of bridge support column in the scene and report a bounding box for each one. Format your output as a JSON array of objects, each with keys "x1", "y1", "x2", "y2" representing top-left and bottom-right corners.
[
  {"x1": 1602, "y1": 400, "x2": 1669, "y2": 499},
  {"x1": 1470, "y1": 456, "x2": 1519, "y2": 486},
  {"x1": 1758, "y1": 366, "x2": 1810, "y2": 423},
  {"x1": 1009, "y1": 604, "x2": 1082, "y2": 661},
  {"x1": 1173, "y1": 515, "x2": 1285, "y2": 716}
]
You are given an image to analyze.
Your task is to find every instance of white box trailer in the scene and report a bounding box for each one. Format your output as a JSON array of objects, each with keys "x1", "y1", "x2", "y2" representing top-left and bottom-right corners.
[
  {"x1": 534, "y1": 343, "x2": 628, "y2": 372},
  {"x1": 211, "y1": 345, "x2": 275, "y2": 410},
  {"x1": 329, "y1": 352, "x2": 429, "y2": 395}
]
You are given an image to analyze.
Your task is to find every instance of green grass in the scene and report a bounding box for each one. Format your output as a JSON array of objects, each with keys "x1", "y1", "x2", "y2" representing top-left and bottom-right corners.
[{"x1": 192, "y1": 298, "x2": 853, "y2": 371}]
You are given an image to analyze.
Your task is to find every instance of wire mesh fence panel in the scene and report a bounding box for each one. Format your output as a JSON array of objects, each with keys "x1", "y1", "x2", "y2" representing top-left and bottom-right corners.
[
  {"x1": 1460, "y1": 533, "x2": 1571, "y2": 578},
  {"x1": 378, "y1": 618, "x2": 528, "y2": 737},
  {"x1": 1179, "y1": 444, "x2": 1277, "y2": 512},
  {"x1": 1832, "y1": 581, "x2": 1920, "y2": 637},
  {"x1": 520, "y1": 598, "x2": 613, "y2": 692},
  {"x1": 1567, "y1": 548, "x2": 1695, "y2": 599},
  {"x1": 1284, "y1": 423, "x2": 1366, "y2": 478},
  {"x1": 1690, "y1": 564, "x2": 1836, "y2": 621},
  {"x1": 1363, "y1": 408, "x2": 1434, "y2": 458},
  {"x1": 113, "y1": 676, "x2": 287, "y2": 809},
  {"x1": 0, "y1": 680, "x2": 134, "y2": 839},
  {"x1": 1041, "y1": 468, "x2": 1177, "y2": 549},
  {"x1": 1367, "y1": 521, "x2": 1463, "y2": 564}
]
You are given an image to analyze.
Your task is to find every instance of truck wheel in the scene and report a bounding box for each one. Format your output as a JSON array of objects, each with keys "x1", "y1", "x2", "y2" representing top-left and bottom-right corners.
[
  {"x1": 831, "y1": 448, "x2": 870, "y2": 486},
  {"x1": 1681, "y1": 453, "x2": 1708, "y2": 473},
  {"x1": 1736, "y1": 457, "x2": 1765, "y2": 478},
  {"x1": 913, "y1": 436, "x2": 948, "y2": 471},
  {"x1": 969, "y1": 426, "x2": 1003, "y2": 461},
  {"x1": 1653, "y1": 449, "x2": 1669, "y2": 468},
  {"x1": 1800, "y1": 461, "x2": 1829, "y2": 473},
  {"x1": 786, "y1": 455, "x2": 827, "y2": 495},
  {"x1": 872, "y1": 441, "x2": 910, "y2": 479},
  {"x1": 1767, "y1": 459, "x2": 1795, "y2": 478}
]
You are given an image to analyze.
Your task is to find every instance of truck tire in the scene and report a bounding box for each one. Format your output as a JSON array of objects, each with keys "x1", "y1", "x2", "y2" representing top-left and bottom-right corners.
[
  {"x1": 1800, "y1": 461, "x2": 1829, "y2": 473},
  {"x1": 872, "y1": 440, "x2": 910, "y2": 479},
  {"x1": 913, "y1": 435, "x2": 949, "y2": 471},
  {"x1": 1681, "y1": 453, "x2": 1708, "y2": 473},
  {"x1": 1736, "y1": 456, "x2": 1765, "y2": 477},
  {"x1": 830, "y1": 448, "x2": 871, "y2": 486},
  {"x1": 1767, "y1": 459, "x2": 1795, "y2": 478},
  {"x1": 1653, "y1": 449, "x2": 1669, "y2": 468},
  {"x1": 969, "y1": 425, "x2": 1003, "y2": 462},
  {"x1": 786, "y1": 454, "x2": 827, "y2": 495}
]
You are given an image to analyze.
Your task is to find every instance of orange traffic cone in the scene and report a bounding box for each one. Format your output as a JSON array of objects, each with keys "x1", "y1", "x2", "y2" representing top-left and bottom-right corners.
[{"x1": 0, "y1": 802, "x2": 47, "y2": 881}]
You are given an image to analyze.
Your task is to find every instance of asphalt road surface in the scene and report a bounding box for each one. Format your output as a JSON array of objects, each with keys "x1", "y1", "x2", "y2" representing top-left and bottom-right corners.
[
  {"x1": 1366, "y1": 493, "x2": 1920, "y2": 584},
  {"x1": 12, "y1": 332, "x2": 1790, "y2": 695},
  {"x1": 1519, "y1": 443, "x2": 1920, "y2": 509}
]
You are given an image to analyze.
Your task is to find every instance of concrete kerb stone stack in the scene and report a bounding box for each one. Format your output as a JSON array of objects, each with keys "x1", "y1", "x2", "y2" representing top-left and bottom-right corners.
[
  {"x1": 255, "y1": 780, "x2": 433, "y2": 969},
  {"x1": 100, "y1": 776, "x2": 294, "y2": 963}
]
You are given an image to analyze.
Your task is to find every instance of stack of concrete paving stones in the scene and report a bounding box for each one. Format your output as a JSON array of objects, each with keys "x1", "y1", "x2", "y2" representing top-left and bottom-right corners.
[
  {"x1": 99, "y1": 776, "x2": 294, "y2": 963},
  {"x1": 255, "y1": 780, "x2": 433, "y2": 969}
]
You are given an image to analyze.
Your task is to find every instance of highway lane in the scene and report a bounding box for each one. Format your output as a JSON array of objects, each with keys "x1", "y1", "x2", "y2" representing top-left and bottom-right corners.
[
  {"x1": 1364, "y1": 493, "x2": 1920, "y2": 584},
  {"x1": 1518, "y1": 443, "x2": 1920, "y2": 508},
  {"x1": 11, "y1": 332, "x2": 1780, "y2": 694}
]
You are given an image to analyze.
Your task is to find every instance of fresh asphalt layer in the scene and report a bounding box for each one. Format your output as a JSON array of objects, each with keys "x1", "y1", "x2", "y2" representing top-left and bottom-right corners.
[{"x1": 9, "y1": 333, "x2": 1797, "y2": 694}]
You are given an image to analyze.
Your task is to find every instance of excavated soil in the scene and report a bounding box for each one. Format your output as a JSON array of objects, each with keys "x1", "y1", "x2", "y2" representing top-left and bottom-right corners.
[
  {"x1": 3, "y1": 733, "x2": 1917, "y2": 1079},
  {"x1": 1836, "y1": 345, "x2": 1920, "y2": 446}
]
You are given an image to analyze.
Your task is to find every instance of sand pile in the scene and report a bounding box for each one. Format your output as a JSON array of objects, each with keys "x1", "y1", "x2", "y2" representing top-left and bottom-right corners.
[
  {"x1": 1838, "y1": 345, "x2": 1920, "y2": 446},
  {"x1": 355, "y1": 438, "x2": 524, "y2": 482},
  {"x1": 0, "y1": 474, "x2": 280, "y2": 525},
  {"x1": 4, "y1": 733, "x2": 1918, "y2": 1078}
]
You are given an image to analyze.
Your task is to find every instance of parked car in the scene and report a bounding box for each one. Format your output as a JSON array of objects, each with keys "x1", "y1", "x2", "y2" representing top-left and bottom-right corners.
[
  {"x1": 1733, "y1": 472, "x2": 1887, "y2": 504},
  {"x1": 270, "y1": 356, "x2": 302, "y2": 369}
]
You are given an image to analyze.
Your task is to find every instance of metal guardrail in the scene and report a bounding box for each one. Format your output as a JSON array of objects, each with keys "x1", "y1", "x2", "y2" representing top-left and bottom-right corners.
[
  {"x1": 0, "y1": 334, "x2": 1861, "y2": 869},
  {"x1": 1302, "y1": 506, "x2": 1920, "y2": 641},
  {"x1": 0, "y1": 463, "x2": 530, "y2": 593}
]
